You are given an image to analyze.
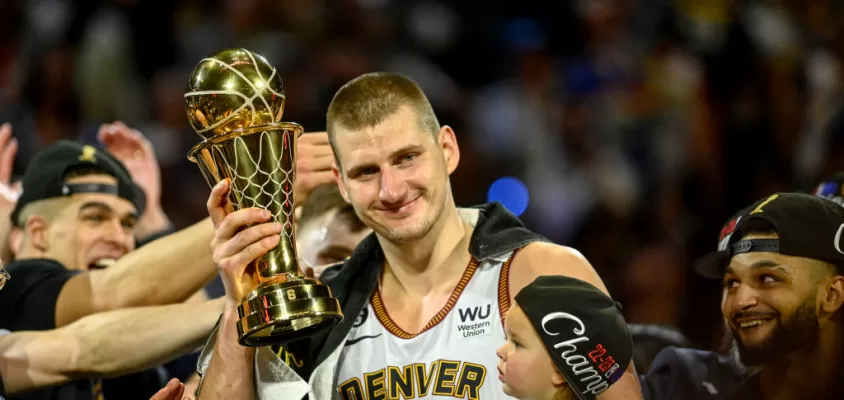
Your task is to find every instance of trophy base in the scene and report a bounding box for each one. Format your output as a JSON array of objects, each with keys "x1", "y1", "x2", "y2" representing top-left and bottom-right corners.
[{"x1": 236, "y1": 277, "x2": 343, "y2": 347}]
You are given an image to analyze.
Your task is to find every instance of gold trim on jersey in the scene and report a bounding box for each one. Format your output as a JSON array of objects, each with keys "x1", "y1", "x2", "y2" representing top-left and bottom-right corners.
[
  {"x1": 371, "y1": 258, "x2": 480, "y2": 339},
  {"x1": 497, "y1": 248, "x2": 521, "y2": 323}
]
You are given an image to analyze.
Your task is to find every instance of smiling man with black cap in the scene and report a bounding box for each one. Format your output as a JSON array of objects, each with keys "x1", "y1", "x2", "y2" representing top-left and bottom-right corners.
[
  {"x1": 10, "y1": 140, "x2": 147, "y2": 272},
  {"x1": 0, "y1": 140, "x2": 225, "y2": 400},
  {"x1": 689, "y1": 192, "x2": 844, "y2": 399},
  {"x1": 497, "y1": 275, "x2": 633, "y2": 400}
]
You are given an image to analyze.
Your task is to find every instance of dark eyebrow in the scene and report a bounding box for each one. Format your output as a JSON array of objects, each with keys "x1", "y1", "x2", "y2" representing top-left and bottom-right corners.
[
  {"x1": 726, "y1": 260, "x2": 791, "y2": 275},
  {"x1": 345, "y1": 144, "x2": 425, "y2": 178},
  {"x1": 389, "y1": 144, "x2": 425, "y2": 160},
  {"x1": 78, "y1": 201, "x2": 139, "y2": 220}
]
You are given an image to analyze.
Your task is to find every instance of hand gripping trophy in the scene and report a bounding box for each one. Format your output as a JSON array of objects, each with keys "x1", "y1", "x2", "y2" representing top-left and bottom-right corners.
[{"x1": 184, "y1": 48, "x2": 343, "y2": 346}]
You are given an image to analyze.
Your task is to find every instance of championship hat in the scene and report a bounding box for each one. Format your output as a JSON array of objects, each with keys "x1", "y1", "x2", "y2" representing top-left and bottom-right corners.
[
  {"x1": 515, "y1": 276, "x2": 632, "y2": 400},
  {"x1": 10, "y1": 140, "x2": 145, "y2": 225},
  {"x1": 694, "y1": 192, "x2": 844, "y2": 278}
]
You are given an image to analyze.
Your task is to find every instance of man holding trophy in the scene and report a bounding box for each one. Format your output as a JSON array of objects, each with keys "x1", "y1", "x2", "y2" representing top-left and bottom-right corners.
[{"x1": 186, "y1": 49, "x2": 643, "y2": 399}]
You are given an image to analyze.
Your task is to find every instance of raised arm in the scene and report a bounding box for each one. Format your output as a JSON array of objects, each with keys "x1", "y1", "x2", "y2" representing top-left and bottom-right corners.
[
  {"x1": 0, "y1": 297, "x2": 224, "y2": 395},
  {"x1": 509, "y1": 242, "x2": 644, "y2": 400},
  {"x1": 197, "y1": 303, "x2": 256, "y2": 400},
  {"x1": 54, "y1": 216, "x2": 217, "y2": 327},
  {"x1": 196, "y1": 180, "x2": 277, "y2": 400}
]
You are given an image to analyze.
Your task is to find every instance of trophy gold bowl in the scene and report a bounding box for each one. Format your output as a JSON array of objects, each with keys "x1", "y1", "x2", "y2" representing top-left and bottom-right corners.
[{"x1": 184, "y1": 48, "x2": 343, "y2": 346}]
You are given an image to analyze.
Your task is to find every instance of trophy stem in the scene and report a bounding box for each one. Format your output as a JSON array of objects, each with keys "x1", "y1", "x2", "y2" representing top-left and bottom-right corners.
[
  {"x1": 185, "y1": 49, "x2": 343, "y2": 346},
  {"x1": 188, "y1": 123, "x2": 343, "y2": 346}
]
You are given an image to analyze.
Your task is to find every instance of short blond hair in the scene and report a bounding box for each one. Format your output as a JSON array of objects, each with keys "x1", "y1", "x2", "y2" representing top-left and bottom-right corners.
[
  {"x1": 15, "y1": 197, "x2": 73, "y2": 249},
  {"x1": 15, "y1": 198, "x2": 71, "y2": 228},
  {"x1": 326, "y1": 72, "x2": 440, "y2": 165}
]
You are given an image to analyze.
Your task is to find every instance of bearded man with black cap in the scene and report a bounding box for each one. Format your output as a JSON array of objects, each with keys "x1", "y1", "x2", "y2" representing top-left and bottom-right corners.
[
  {"x1": 693, "y1": 192, "x2": 844, "y2": 399},
  {"x1": 644, "y1": 192, "x2": 844, "y2": 399}
]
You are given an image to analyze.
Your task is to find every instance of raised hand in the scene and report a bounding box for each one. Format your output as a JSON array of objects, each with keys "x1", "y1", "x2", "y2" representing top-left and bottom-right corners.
[
  {"x1": 207, "y1": 179, "x2": 283, "y2": 304},
  {"x1": 98, "y1": 122, "x2": 160, "y2": 206},
  {"x1": 0, "y1": 123, "x2": 21, "y2": 263},
  {"x1": 98, "y1": 121, "x2": 171, "y2": 238},
  {"x1": 295, "y1": 132, "x2": 335, "y2": 207},
  {"x1": 0, "y1": 123, "x2": 18, "y2": 186}
]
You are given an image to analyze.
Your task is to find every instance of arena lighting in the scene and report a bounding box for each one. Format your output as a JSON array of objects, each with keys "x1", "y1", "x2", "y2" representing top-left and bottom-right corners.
[{"x1": 487, "y1": 177, "x2": 529, "y2": 217}]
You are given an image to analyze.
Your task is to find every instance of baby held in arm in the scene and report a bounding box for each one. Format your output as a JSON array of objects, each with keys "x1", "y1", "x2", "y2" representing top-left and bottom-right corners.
[{"x1": 496, "y1": 275, "x2": 634, "y2": 400}]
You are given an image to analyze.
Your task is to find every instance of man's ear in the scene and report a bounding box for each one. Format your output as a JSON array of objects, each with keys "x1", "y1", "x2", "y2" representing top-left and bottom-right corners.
[
  {"x1": 333, "y1": 163, "x2": 350, "y2": 203},
  {"x1": 25, "y1": 215, "x2": 50, "y2": 252},
  {"x1": 438, "y1": 126, "x2": 460, "y2": 175},
  {"x1": 820, "y1": 276, "x2": 844, "y2": 317}
]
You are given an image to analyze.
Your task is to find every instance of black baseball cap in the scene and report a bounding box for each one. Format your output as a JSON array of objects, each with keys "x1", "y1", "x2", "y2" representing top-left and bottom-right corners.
[
  {"x1": 694, "y1": 192, "x2": 844, "y2": 279},
  {"x1": 515, "y1": 275, "x2": 632, "y2": 400},
  {"x1": 714, "y1": 205, "x2": 752, "y2": 253},
  {"x1": 712, "y1": 172, "x2": 844, "y2": 252},
  {"x1": 10, "y1": 140, "x2": 146, "y2": 225}
]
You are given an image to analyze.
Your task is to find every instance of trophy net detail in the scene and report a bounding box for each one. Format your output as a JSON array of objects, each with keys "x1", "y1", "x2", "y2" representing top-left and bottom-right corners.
[{"x1": 207, "y1": 128, "x2": 296, "y2": 245}]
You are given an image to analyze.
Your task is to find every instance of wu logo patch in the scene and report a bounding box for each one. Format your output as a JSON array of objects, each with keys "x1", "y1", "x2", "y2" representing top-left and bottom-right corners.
[
  {"x1": 455, "y1": 303, "x2": 493, "y2": 339},
  {"x1": 458, "y1": 304, "x2": 491, "y2": 323}
]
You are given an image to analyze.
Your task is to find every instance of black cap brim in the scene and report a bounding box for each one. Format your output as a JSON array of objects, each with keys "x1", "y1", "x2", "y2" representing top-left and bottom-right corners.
[{"x1": 693, "y1": 250, "x2": 728, "y2": 279}]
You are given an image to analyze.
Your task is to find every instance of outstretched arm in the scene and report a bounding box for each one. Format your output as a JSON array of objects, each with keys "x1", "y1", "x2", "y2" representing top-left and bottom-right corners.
[
  {"x1": 0, "y1": 298, "x2": 224, "y2": 395},
  {"x1": 55, "y1": 217, "x2": 217, "y2": 327}
]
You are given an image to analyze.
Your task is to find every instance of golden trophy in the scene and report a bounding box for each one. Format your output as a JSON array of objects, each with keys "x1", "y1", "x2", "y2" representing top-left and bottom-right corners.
[{"x1": 184, "y1": 48, "x2": 343, "y2": 346}]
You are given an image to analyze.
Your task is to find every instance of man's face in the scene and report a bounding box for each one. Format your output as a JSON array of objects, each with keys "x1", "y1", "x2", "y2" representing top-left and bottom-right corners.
[
  {"x1": 40, "y1": 174, "x2": 138, "y2": 271},
  {"x1": 296, "y1": 208, "x2": 371, "y2": 267},
  {"x1": 332, "y1": 105, "x2": 458, "y2": 244},
  {"x1": 721, "y1": 232, "x2": 822, "y2": 366}
]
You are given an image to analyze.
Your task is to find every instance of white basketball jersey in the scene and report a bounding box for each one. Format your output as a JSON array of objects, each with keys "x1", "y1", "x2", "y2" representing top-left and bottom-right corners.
[{"x1": 333, "y1": 251, "x2": 518, "y2": 399}]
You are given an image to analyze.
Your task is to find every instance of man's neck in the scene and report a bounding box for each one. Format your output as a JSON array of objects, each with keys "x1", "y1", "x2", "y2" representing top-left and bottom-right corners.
[
  {"x1": 378, "y1": 203, "x2": 472, "y2": 296},
  {"x1": 15, "y1": 247, "x2": 40, "y2": 261},
  {"x1": 16, "y1": 248, "x2": 68, "y2": 269},
  {"x1": 758, "y1": 325, "x2": 844, "y2": 399}
]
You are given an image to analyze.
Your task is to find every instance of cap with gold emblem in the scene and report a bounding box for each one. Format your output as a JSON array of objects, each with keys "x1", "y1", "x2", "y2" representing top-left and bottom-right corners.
[
  {"x1": 10, "y1": 140, "x2": 145, "y2": 226},
  {"x1": 694, "y1": 192, "x2": 844, "y2": 279}
]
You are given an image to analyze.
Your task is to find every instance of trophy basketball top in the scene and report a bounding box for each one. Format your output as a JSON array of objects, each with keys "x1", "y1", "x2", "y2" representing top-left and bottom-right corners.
[{"x1": 184, "y1": 48, "x2": 287, "y2": 141}]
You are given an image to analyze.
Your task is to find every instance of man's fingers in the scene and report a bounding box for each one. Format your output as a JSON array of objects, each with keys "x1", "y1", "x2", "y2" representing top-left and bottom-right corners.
[
  {"x1": 0, "y1": 137, "x2": 17, "y2": 184},
  {"x1": 223, "y1": 234, "x2": 280, "y2": 270},
  {"x1": 150, "y1": 378, "x2": 184, "y2": 400},
  {"x1": 112, "y1": 121, "x2": 148, "y2": 148},
  {"x1": 300, "y1": 142, "x2": 334, "y2": 157},
  {"x1": 215, "y1": 208, "x2": 274, "y2": 243},
  {"x1": 0, "y1": 123, "x2": 12, "y2": 148},
  {"x1": 298, "y1": 154, "x2": 335, "y2": 174},
  {"x1": 299, "y1": 132, "x2": 329, "y2": 145},
  {"x1": 112, "y1": 121, "x2": 132, "y2": 133},
  {"x1": 216, "y1": 222, "x2": 283, "y2": 260},
  {"x1": 207, "y1": 179, "x2": 231, "y2": 227},
  {"x1": 173, "y1": 383, "x2": 185, "y2": 400},
  {"x1": 307, "y1": 170, "x2": 336, "y2": 186}
]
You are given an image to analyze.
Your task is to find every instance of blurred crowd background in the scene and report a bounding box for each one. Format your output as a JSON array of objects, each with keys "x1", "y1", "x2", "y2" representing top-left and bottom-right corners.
[{"x1": 2, "y1": 0, "x2": 844, "y2": 352}]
